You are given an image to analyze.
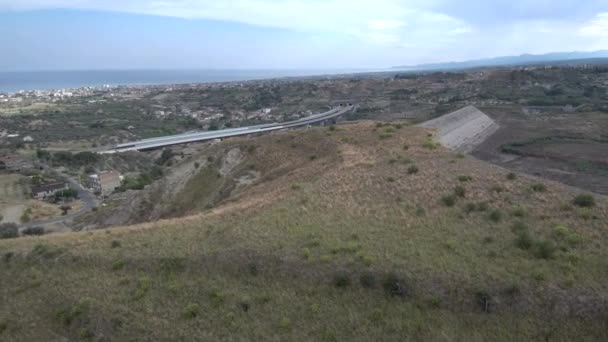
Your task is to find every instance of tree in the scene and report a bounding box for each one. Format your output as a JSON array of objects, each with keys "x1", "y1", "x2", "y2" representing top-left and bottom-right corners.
[
  {"x1": 60, "y1": 205, "x2": 72, "y2": 216},
  {"x1": 0, "y1": 223, "x2": 18, "y2": 239}
]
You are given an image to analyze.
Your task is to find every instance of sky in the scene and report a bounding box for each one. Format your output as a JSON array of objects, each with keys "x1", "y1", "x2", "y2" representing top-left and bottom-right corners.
[{"x1": 0, "y1": 0, "x2": 608, "y2": 70}]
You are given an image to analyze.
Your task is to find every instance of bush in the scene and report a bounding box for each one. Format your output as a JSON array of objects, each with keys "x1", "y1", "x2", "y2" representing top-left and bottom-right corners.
[
  {"x1": 515, "y1": 231, "x2": 534, "y2": 250},
  {"x1": 464, "y1": 202, "x2": 477, "y2": 214},
  {"x1": 382, "y1": 273, "x2": 407, "y2": 297},
  {"x1": 182, "y1": 303, "x2": 200, "y2": 319},
  {"x1": 111, "y1": 240, "x2": 121, "y2": 248},
  {"x1": 454, "y1": 186, "x2": 466, "y2": 198},
  {"x1": 506, "y1": 172, "x2": 517, "y2": 180},
  {"x1": 458, "y1": 175, "x2": 473, "y2": 182},
  {"x1": 407, "y1": 165, "x2": 419, "y2": 174},
  {"x1": 333, "y1": 272, "x2": 351, "y2": 288},
  {"x1": 476, "y1": 202, "x2": 489, "y2": 212},
  {"x1": 488, "y1": 209, "x2": 502, "y2": 222},
  {"x1": 0, "y1": 223, "x2": 18, "y2": 239},
  {"x1": 572, "y1": 194, "x2": 595, "y2": 208},
  {"x1": 21, "y1": 226, "x2": 45, "y2": 236},
  {"x1": 359, "y1": 273, "x2": 376, "y2": 289},
  {"x1": 511, "y1": 207, "x2": 526, "y2": 218},
  {"x1": 441, "y1": 194, "x2": 457, "y2": 207},
  {"x1": 475, "y1": 291, "x2": 492, "y2": 313},
  {"x1": 531, "y1": 183, "x2": 547, "y2": 192},
  {"x1": 533, "y1": 240, "x2": 556, "y2": 259}
]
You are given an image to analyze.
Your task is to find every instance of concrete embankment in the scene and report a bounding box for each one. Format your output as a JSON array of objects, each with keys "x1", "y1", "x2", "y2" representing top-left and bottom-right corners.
[{"x1": 418, "y1": 106, "x2": 499, "y2": 153}]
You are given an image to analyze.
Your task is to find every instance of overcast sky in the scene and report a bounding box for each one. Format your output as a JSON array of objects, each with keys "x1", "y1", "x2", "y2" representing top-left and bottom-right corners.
[{"x1": 1, "y1": 0, "x2": 608, "y2": 70}]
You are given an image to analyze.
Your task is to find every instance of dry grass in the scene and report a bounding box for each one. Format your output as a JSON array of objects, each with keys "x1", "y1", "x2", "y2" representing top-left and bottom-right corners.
[{"x1": 1, "y1": 122, "x2": 607, "y2": 341}]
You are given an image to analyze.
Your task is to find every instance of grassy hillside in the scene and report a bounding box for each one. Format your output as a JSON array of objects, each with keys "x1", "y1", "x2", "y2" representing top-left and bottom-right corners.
[{"x1": 1, "y1": 122, "x2": 607, "y2": 341}]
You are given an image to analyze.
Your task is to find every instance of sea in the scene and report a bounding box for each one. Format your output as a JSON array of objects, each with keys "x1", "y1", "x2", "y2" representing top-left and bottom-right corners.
[{"x1": 0, "y1": 69, "x2": 377, "y2": 93}]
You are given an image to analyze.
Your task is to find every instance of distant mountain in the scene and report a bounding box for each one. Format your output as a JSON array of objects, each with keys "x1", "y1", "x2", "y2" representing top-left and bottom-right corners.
[{"x1": 393, "y1": 50, "x2": 608, "y2": 71}]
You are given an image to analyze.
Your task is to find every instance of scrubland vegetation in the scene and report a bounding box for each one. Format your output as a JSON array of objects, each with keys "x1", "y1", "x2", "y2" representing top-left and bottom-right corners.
[{"x1": 1, "y1": 122, "x2": 606, "y2": 340}]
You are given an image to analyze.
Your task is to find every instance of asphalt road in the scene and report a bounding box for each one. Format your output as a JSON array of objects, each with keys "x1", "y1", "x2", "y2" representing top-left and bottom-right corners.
[{"x1": 101, "y1": 105, "x2": 353, "y2": 153}]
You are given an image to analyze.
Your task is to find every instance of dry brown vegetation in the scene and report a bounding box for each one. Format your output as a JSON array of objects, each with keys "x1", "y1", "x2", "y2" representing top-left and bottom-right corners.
[{"x1": 1, "y1": 122, "x2": 607, "y2": 341}]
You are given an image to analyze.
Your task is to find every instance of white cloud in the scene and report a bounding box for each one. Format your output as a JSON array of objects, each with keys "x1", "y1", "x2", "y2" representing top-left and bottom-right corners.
[
  {"x1": 367, "y1": 19, "x2": 405, "y2": 30},
  {"x1": 579, "y1": 12, "x2": 608, "y2": 36},
  {"x1": 0, "y1": 0, "x2": 471, "y2": 46}
]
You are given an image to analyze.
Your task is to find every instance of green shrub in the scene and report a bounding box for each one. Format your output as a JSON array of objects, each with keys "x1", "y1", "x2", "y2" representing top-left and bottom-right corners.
[
  {"x1": 382, "y1": 273, "x2": 406, "y2": 297},
  {"x1": 506, "y1": 172, "x2": 517, "y2": 180},
  {"x1": 407, "y1": 165, "x2": 419, "y2": 174},
  {"x1": 533, "y1": 240, "x2": 556, "y2": 259},
  {"x1": 511, "y1": 207, "x2": 526, "y2": 218},
  {"x1": 515, "y1": 231, "x2": 534, "y2": 250},
  {"x1": 112, "y1": 260, "x2": 126, "y2": 271},
  {"x1": 56, "y1": 302, "x2": 89, "y2": 326},
  {"x1": 333, "y1": 272, "x2": 351, "y2": 288},
  {"x1": 422, "y1": 140, "x2": 439, "y2": 150},
  {"x1": 572, "y1": 194, "x2": 595, "y2": 208},
  {"x1": 491, "y1": 185, "x2": 505, "y2": 193},
  {"x1": 454, "y1": 186, "x2": 466, "y2": 198},
  {"x1": 182, "y1": 304, "x2": 200, "y2": 319},
  {"x1": 488, "y1": 209, "x2": 502, "y2": 222},
  {"x1": 475, "y1": 291, "x2": 492, "y2": 313},
  {"x1": 441, "y1": 195, "x2": 457, "y2": 207},
  {"x1": 111, "y1": 240, "x2": 121, "y2": 248},
  {"x1": 458, "y1": 175, "x2": 473, "y2": 182},
  {"x1": 0, "y1": 223, "x2": 19, "y2": 239},
  {"x1": 531, "y1": 183, "x2": 547, "y2": 192},
  {"x1": 476, "y1": 202, "x2": 489, "y2": 212},
  {"x1": 21, "y1": 226, "x2": 45, "y2": 236},
  {"x1": 359, "y1": 272, "x2": 377, "y2": 289},
  {"x1": 464, "y1": 202, "x2": 477, "y2": 214},
  {"x1": 511, "y1": 221, "x2": 529, "y2": 233}
]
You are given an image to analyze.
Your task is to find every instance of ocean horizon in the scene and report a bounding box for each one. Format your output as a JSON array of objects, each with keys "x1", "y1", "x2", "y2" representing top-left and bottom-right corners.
[{"x1": 0, "y1": 69, "x2": 379, "y2": 93}]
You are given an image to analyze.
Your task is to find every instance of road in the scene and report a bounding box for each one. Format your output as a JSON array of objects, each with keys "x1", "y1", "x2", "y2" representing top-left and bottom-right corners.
[{"x1": 100, "y1": 104, "x2": 353, "y2": 153}]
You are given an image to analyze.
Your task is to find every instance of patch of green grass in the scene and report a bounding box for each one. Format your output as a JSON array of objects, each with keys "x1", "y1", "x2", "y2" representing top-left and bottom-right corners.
[{"x1": 422, "y1": 140, "x2": 440, "y2": 150}]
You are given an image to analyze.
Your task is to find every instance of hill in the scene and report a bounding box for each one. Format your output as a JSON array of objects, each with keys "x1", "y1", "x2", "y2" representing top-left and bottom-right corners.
[
  {"x1": 393, "y1": 50, "x2": 608, "y2": 71},
  {"x1": 1, "y1": 122, "x2": 607, "y2": 341}
]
